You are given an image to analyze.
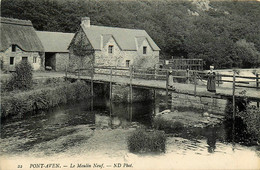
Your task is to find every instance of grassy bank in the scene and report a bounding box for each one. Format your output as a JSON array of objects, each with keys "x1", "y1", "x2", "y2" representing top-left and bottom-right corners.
[{"x1": 1, "y1": 80, "x2": 90, "y2": 118}]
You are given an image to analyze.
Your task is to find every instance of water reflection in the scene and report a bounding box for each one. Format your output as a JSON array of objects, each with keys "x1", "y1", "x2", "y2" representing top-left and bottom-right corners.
[
  {"x1": 206, "y1": 128, "x2": 217, "y2": 153},
  {"x1": 0, "y1": 94, "x2": 258, "y2": 156}
]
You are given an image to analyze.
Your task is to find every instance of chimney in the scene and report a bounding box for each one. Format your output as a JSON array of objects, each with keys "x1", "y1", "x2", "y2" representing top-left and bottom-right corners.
[{"x1": 81, "y1": 17, "x2": 90, "y2": 27}]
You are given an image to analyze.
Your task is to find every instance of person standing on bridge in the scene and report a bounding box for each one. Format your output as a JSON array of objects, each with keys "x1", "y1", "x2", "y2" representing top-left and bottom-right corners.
[
  {"x1": 207, "y1": 65, "x2": 216, "y2": 93},
  {"x1": 168, "y1": 67, "x2": 175, "y2": 90}
]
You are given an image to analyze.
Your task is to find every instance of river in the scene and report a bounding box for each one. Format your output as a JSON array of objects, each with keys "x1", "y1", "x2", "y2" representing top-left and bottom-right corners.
[{"x1": 0, "y1": 94, "x2": 259, "y2": 169}]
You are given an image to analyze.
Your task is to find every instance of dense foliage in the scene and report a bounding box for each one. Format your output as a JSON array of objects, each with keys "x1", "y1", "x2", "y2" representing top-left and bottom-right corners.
[
  {"x1": 1, "y1": 80, "x2": 90, "y2": 118},
  {"x1": 3, "y1": 61, "x2": 33, "y2": 91},
  {"x1": 1, "y1": 0, "x2": 260, "y2": 69},
  {"x1": 224, "y1": 97, "x2": 259, "y2": 144},
  {"x1": 238, "y1": 105, "x2": 260, "y2": 143}
]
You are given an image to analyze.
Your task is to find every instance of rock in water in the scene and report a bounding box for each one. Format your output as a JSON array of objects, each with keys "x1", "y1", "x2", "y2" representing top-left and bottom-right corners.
[
  {"x1": 157, "y1": 109, "x2": 171, "y2": 116},
  {"x1": 202, "y1": 112, "x2": 209, "y2": 117}
]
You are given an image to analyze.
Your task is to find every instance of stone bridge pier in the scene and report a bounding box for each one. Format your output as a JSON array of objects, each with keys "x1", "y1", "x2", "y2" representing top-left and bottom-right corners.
[{"x1": 170, "y1": 93, "x2": 228, "y2": 115}]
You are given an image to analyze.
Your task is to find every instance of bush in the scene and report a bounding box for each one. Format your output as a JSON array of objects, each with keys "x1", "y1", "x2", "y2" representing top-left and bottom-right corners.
[
  {"x1": 127, "y1": 129, "x2": 166, "y2": 153},
  {"x1": 153, "y1": 116, "x2": 184, "y2": 132},
  {"x1": 1, "y1": 80, "x2": 90, "y2": 118},
  {"x1": 238, "y1": 105, "x2": 260, "y2": 142},
  {"x1": 224, "y1": 98, "x2": 260, "y2": 144},
  {"x1": 3, "y1": 61, "x2": 33, "y2": 91}
]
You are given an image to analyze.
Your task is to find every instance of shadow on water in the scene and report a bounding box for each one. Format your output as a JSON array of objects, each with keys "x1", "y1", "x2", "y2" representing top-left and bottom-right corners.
[{"x1": 0, "y1": 93, "x2": 258, "y2": 155}]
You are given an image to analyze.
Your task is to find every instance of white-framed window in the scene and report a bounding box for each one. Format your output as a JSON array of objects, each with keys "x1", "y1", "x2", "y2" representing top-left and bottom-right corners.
[
  {"x1": 143, "y1": 46, "x2": 147, "y2": 54},
  {"x1": 108, "y1": 45, "x2": 113, "y2": 54},
  {"x1": 12, "y1": 45, "x2": 16, "y2": 52},
  {"x1": 126, "y1": 60, "x2": 130, "y2": 67},
  {"x1": 10, "y1": 57, "x2": 14, "y2": 65},
  {"x1": 33, "y1": 56, "x2": 37, "y2": 63}
]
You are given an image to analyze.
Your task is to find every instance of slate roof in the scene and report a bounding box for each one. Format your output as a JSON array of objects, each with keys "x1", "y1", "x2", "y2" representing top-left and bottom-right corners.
[
  {"x1": 81, "y1": 25, "x2": 160, "y2": 51},
  {"x1": 0, "y1": 17, "x2": 44, "y2": 52},
  {"x1": 36, "y1": 31, "x2": 74, "y2": 53}
]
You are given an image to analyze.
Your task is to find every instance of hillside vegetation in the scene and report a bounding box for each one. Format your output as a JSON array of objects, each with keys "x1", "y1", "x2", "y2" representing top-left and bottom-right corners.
[{"x1": 1, "y1": 0, "x2": 260, "y2": 69}]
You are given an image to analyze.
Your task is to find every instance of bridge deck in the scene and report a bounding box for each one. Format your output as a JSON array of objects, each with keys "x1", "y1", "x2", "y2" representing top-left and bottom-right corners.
[{"x1": 67, "y1": 74, "x2": 260, "y2": 101}]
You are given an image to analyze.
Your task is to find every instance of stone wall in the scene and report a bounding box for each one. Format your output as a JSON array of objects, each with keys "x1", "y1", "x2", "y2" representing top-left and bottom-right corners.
[
  {"x1": 55, "y1": 53, "x2": 69, "y2": 71},
  {"x1": 170, "y1": 92, "x2": 227, "y2": 115},
  {"x1": 0, "y1": 46, "x2": 43, "y2": 71},
  {"x1": 68, "y1": 28, "x2": 94, "y2": 72}
]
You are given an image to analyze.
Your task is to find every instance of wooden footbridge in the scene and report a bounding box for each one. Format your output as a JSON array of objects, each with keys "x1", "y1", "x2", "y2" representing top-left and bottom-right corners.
[{"x1": 65, "y1": 66, "x2": 260, "y2": 105}]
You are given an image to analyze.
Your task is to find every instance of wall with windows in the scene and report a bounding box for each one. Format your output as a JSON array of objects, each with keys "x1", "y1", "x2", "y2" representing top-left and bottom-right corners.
[
  {"x1": 69, "y1": 29, "x2": 160, "y2": 72},
  {"x1": 0, "y1": 45, "x2": 42, "y2": 71},
  {"x1": 95, "y1": 37, "x2": 159, "y2": 68},
  {"x1": 95, "y1": 37, "x2": 124, "y2": 67}
]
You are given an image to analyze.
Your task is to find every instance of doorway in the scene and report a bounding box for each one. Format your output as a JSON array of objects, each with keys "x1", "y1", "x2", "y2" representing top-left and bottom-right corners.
[{"x1": 45, "y1": 52, "x2": 56, "y2": 70}]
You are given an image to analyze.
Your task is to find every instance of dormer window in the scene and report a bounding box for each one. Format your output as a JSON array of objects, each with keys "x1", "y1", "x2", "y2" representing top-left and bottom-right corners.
[
  {"x1": 12, "y1": 45, "x2": 16, "y2": 52},
  {"x1": 143, "y1": 46, "x2": 147, "y2": 54},
  {"x1": 108, "y1": 45, "x2": 113, "y2": 54}
]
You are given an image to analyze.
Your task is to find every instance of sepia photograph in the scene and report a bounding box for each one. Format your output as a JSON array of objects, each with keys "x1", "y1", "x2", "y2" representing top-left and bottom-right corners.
[{"x1": 0, "y1": 0, "x2": 260, "y2": 169}]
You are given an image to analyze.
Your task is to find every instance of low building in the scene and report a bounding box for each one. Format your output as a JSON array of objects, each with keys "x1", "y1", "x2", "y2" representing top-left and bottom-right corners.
[
  {"x1": 36, "y1": 31, "x2": 74, "y2": 71},
  {"x1": 0, "y1": 17, "x2": 44, "y2": 71},
  {"x1": 68, "y1": 17, "x2": 160, "y2": 71}
]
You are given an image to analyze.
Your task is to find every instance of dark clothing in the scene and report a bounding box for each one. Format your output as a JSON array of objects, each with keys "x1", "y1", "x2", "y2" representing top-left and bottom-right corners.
[{"x1": 207, "y1": 71, "x2": 216, "y2": 92}]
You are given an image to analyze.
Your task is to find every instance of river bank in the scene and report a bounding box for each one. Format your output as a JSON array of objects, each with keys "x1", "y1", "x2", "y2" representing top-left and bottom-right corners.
[{"x1": 1, "y1": 79, "x2": 91, "y2": 118}]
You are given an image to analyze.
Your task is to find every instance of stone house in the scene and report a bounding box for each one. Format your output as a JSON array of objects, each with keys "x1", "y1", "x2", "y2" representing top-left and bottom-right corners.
[
  {"x1": 0, "y1": 17, "x2": 44, "y2": 71},
  {"x1": 36, "y1": 31, "x2": 74, "y2": 71},
  {"x1": 68, "y1": 17, "x2": 160, "y2": 71}
]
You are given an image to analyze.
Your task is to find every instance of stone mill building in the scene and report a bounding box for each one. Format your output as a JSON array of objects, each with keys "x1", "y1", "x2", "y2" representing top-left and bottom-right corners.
[{"x1": 68, "y1": 17, "x2": 160, "y2": 71}]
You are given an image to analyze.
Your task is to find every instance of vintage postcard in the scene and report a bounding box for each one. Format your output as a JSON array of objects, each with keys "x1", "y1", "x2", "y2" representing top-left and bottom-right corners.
[{"x1": 0, "y1": 0, "x2": 260, "y2": 169}]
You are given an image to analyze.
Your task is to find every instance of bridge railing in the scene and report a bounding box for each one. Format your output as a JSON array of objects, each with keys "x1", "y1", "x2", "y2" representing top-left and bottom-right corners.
[{"x1": 66, "y1": 66, "x2": 260, "y2": 91}]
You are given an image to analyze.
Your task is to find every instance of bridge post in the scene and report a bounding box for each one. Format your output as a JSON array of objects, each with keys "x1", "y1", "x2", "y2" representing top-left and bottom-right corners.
[
  {"x1": 257, "y1": 73, "x2": 259, "y2": 108},
  {"x1": 110, "y1": 68, "x2": 112, "y2": 101},
  {"x1": 186, "y1": 69, "x2": 190, "y2": 84},
  {"x1": 232, "y1": 70, "x2": 236, "y2": 120},
  {"x1": 129, "y1": 66, "x2": 133, "y2": 103},
  {"x1": 217, "y1": 73, "x2": 220, "y2": 87},
  {"x1": 166, "y1": 69, "x2": 169, "y2": 109},
  {"x1": 91, "y1": 66, "x2": 94, "y2": 96},
  {"x1": 256, "y1": 73, "x2": 259, "y2": 89},
  {"x1": 232, "y1": 70, "x2": 236, "y2": 150},
  {"x1": 194, "y1": 71, "x2": 197, "y2": 96}
]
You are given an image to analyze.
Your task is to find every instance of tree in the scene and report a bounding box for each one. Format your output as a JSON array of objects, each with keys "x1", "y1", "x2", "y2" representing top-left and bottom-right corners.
[
  {"x1": 234, "y1": 39, "x2": 260, "y2": 68},
  {"x1": 2, "y1": 0, "x2": 260, "y2": 69}
]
